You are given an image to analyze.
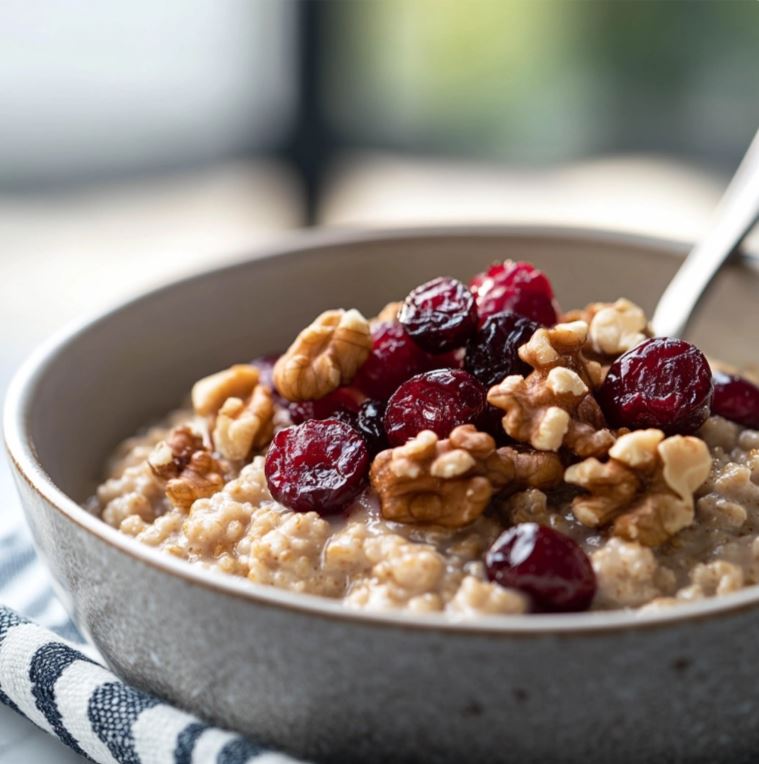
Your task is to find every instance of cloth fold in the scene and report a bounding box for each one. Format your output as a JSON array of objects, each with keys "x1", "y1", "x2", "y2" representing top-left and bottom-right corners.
[{"x1": 0, "y1": 527, "x2": 306, "y2": 764}]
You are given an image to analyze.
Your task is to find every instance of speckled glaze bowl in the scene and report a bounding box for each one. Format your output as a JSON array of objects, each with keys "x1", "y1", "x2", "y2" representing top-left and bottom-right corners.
[{"x1": 6, "y1": 227, "x2": 759, "y2": 763}]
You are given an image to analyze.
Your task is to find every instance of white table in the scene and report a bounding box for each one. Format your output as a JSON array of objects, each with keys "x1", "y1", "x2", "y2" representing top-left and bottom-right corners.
[{"x1": 0, "y1": 707, "x2": 84, "y2": 763}]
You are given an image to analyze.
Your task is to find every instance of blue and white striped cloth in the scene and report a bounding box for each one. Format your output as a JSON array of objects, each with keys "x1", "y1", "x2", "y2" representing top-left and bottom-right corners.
[{"x1": 0, "y1": 525, "x2": 306, "y2": 764}]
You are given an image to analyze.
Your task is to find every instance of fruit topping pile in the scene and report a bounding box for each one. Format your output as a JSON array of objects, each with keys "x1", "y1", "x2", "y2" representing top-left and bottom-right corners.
[{"x1": 181, "y1": 259, "x2": 759, "y2": 614}]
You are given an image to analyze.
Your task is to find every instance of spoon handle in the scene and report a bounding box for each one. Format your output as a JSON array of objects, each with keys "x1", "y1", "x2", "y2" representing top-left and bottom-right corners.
[{"x1": 652, "y1": 128, "x2": 759, "y2": 339}]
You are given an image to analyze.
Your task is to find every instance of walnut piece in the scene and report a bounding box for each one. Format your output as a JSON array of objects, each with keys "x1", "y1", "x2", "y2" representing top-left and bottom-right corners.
[
  {"x1": 148, "y1": 426, "x2": 203, "y2": 479},
  {"x1": 192, "y1": 365, "x2": 260, "y2": 416},
  {"x1": 564, "y1": 429, "x2": 712, "y2": 546},
  {"x1": 370, "y1": 425, "x2": 562, "y2": 528},
  {"x1": 565, "y1": 298, "x2": 649, "y2": 357},
  {"x1": 212, "y1": 384, "x2": 274, "y2": 461},
  {"x1": 148, "y1": 426, "x2": 225, "y2": 510},
  {"x1": 166, "y1": 452, "x2": 225, "y2": 510},
  {"x1": 487, "y1": 321, "x2": 614, "y2": 457},
  {"x1": 273, "y1": 309, "x2": 372, "y2": 401},
  {"x1": 587, "y1": 298, "x2": 648, "y2": 356}
]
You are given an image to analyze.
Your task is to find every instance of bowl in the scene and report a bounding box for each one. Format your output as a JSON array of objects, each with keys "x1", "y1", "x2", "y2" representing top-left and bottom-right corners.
[{"x1": 6, "y1": 226, "x2": 759, "y2": 763}]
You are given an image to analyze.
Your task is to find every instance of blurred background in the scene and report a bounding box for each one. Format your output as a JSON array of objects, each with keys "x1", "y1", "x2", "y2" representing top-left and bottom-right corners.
[
  {"x1": 2, "y1": 0, "x2": 759, "y2": 368},
  {"x1": 0, "y1": 1, "x2": 758, "y2": 757}
]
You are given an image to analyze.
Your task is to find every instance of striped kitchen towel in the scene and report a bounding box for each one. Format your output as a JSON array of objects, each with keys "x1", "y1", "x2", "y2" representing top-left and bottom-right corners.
[{"x1": 0, "y1": 526, "x2": 306, "y2": 764}]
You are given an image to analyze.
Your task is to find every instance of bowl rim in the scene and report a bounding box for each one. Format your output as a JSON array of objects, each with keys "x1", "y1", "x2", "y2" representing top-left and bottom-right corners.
[{"x1": 6, "y1": 222, "x2": 759, "y2": 636}]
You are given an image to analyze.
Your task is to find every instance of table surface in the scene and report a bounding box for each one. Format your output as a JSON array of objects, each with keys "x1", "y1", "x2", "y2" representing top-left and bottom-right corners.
[{"x1": 0, "y1": 707, "x2": 84, "y2": 763}]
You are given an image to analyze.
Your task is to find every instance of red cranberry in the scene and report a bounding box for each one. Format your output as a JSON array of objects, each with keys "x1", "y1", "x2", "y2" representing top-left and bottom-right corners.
[
  {"x1": 598, "y1": 338, "x2": 713, "y2": 435},
  {"x1": 288, "y1": 387, "x2": 364, "y2": 425},
  {"x1": 383, "y1": 368, "x2": 486, "y2": 446},
  {"x1": 264, "y1": 419, "x2": 369, "y2": 515},
  {"x1": 485, "y1": 524, "x2": 596, "y2": 612},
  {"x1": 399, "y1": 277, "x2": 478, "y2": 353},
  {"x1": 469, "y1": 261, "x2": 559, "y2": 326},
  {"x1": 353, "y1": 321, "x2": 460, "y2": 401},
  {"x1": 356, "y1": 399, "x2": 388, "y2": 455},
  {"x1": 712, "y1": 372, "x2": 759, "y2": 429},
  {"x1": 464, "y1": 311, "x2": 540, "y2": 388}
]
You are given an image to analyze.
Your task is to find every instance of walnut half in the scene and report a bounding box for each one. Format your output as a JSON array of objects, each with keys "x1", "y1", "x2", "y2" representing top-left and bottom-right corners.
[
  {"x1": 370, "y1": 425, "x2": 563, "y2": 528},
  {"x1": 487, "y1": 321, "x2": 614, "y2": 457},
  {"x1": 565, "y1": 429, "x2": 712, "y2": 546},
  {"x1": 273, "y1": 309, "x2": 372, "y2": 401}
]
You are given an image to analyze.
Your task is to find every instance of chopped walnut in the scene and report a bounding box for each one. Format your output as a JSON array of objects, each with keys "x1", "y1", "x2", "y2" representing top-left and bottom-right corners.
[
  {"x1": 565, "y1": 299, "x2": 649, "y2": 357},
  {"x1": 212, "y1": 384, "x2": 274, "y2": 461},
  {"x1": 564, "y1": 429, "x2": 712, "y2": 546},
  {"x1": 487, "y1": 321, "x2": 614, "y2": 457},
  {"x1": 273, "y1": 309, "x2": 372, "y2": 401},
  {"x1": 148, "y1": 426, "x2": 204, "y2": 479},
  {"x1": 166, "y1": 451, "x2": 225, "y2": 511},
  {"x1": 519, "y1": 321, "x2": 605, "y2": 391},
  {"x1": 148, "y1": 426, "x2": 225, "y2": 510},
  {"x1": 191, "y1": 364, "x2": 260, "y2": 417},
  {"x1": 370, "y1": 425, "x2": 562, "y2": 528},
  {"x1": 587, "y1": 299, "x2": 648, "y2": 356}
]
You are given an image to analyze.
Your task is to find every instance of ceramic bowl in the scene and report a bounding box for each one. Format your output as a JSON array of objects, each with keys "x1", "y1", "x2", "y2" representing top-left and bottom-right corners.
[{"x1": 6, "y1": 227, "x2": 759, "y2": 763}]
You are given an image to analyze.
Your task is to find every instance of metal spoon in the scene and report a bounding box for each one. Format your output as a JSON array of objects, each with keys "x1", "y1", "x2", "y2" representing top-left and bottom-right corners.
[{"x1": 652, "y1": 128, "x2": 759, "y2": 338}]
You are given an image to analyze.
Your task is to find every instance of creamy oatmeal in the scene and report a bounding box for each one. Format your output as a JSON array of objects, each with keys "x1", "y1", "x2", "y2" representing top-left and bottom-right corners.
[{"x1": 89, "y1": 260, "x2": 759, "y2": 617}]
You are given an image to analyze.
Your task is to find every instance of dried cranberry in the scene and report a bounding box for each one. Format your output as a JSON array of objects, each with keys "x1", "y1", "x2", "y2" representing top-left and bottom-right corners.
[
  {"x1": 598, "y1": 338, "x2": 713, "y2": 435},
  {"x1": 464, "y1": 311, "x2": 540, "y2": 388},
  {"x1": 383, "y1": 368, "x2": 486, "y2": 446},
  {"x1": 712, "y1": 372, "x2": 759, "y2": 429},
  {"x1": 356, "y1": 399, "x2": 388, "y2": 455},
  {"x1": 288, "y1": 387, "x2": 364, "y2": 425},
  {"x1": 399, "y1": 277, "x2": 478, "y2": 353},
  {"x1": 469, "y1": 261, "x2": 559, "y2": 326},
  {"x1": 264, "y1": 419, "x2": 369, "y2": 515},
  {"x1": 353, "y1": 321, "x2": 460, "y2": 401},
  {"x1": 485, "y1": 524, "x2": 596, "y2": 612}
]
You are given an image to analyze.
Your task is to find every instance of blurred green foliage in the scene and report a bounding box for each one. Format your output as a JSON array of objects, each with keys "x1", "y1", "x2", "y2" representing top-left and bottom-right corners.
[{"x1": 326, "y1": 0, "x2": 759, "y2": 166}]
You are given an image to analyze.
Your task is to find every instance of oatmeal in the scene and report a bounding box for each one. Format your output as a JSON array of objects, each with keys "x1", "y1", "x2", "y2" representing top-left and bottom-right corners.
[{"x1": 89, "y1": 259, "x2": 759, "y2": 616}]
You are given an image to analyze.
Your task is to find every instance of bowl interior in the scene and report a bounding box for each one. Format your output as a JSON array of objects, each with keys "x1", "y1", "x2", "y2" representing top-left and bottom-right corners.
[{"x1": 18, "y1": 227, "x2": 759, "y2": 509}]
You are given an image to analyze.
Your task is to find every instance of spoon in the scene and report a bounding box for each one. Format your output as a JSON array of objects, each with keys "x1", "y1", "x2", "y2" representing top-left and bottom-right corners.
[{"x1": 652, "y1": 127, "x2": 759, "y2": 338}]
